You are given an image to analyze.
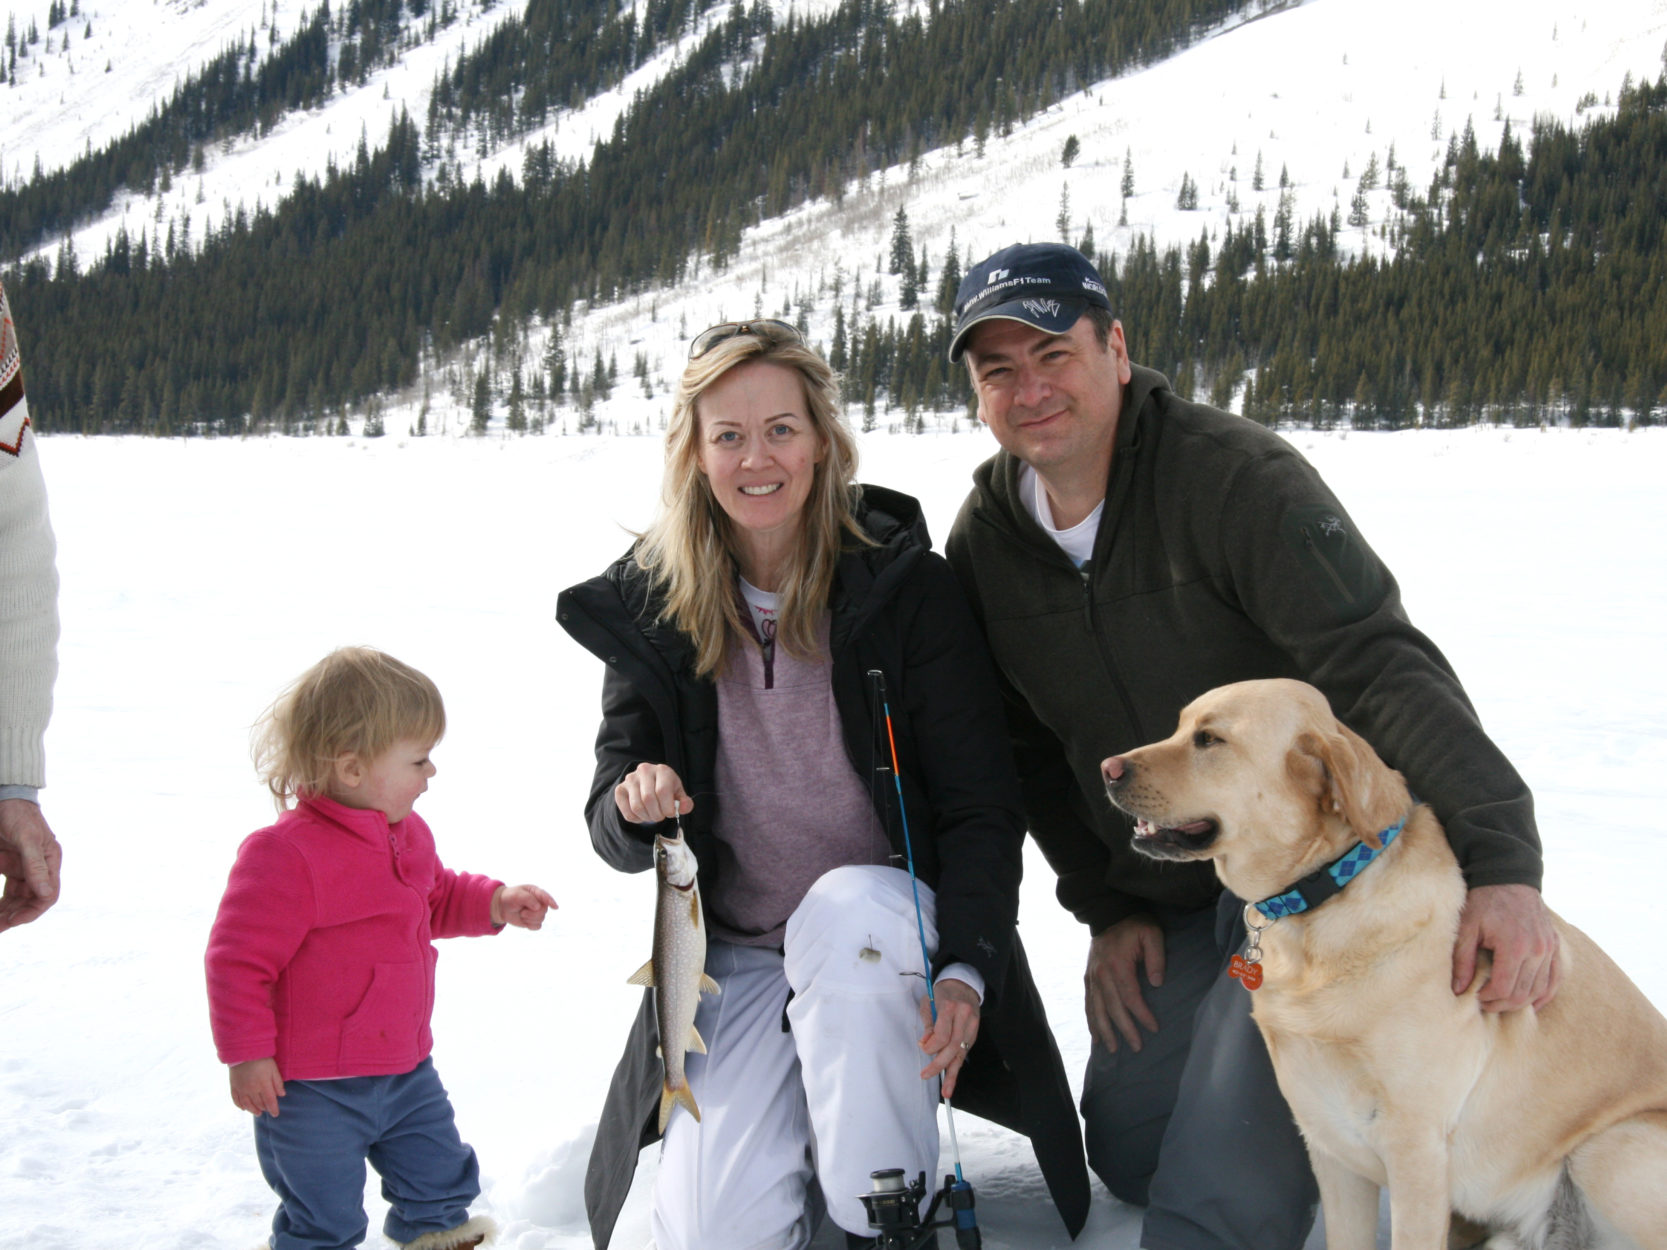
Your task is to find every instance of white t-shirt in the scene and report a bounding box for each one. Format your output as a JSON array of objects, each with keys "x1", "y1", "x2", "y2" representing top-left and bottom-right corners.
[
  {"x1": 738, "y1": 577, "x2": 780, "y2": 651},
  {"x1": 1019, "y1": 463, "x2": 1103, "y2": 567}
]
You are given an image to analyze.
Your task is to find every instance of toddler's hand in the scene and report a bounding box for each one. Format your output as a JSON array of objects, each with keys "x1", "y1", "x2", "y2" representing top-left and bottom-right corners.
[
  {"x1": 230, "y1": 1058, "x2": 285, "y2": 1117},
  {"x1": 493, "y1": 884, "x2": 557, "y2": 930}
]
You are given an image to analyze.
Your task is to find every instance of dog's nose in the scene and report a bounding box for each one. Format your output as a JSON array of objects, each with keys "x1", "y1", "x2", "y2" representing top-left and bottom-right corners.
[{"x1": 1102, "y1": 755, "x2": 1128, "y2": 788}]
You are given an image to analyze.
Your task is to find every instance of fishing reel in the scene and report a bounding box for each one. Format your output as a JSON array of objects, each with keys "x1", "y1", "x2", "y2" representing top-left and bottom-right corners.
[{"x1": 856, "y1": 1168, "x2": 981, "y2": 1249}]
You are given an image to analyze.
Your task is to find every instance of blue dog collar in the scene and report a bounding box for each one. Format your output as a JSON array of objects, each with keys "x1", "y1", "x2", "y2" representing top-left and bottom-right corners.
[{"x1": 1252, "y1": 817, "x2": 1407, "y2": 922}]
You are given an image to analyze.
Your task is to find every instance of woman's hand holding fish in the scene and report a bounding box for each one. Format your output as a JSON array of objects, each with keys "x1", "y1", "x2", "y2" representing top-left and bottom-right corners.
[
  {"x1": 492, "y1": 884, "x2": 558, "y2": 929},
  {"x1": 918, "y1": 977, "x2": 981, "y2": 1098},
  {"x1": 615, "y1": 763, "x2": 693, "y2": 825}
]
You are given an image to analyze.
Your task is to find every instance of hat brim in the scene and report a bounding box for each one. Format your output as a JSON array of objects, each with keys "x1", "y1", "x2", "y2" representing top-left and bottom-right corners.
[{"x1": 948, "y1": 298, "x2": 1088, "y2": 362}]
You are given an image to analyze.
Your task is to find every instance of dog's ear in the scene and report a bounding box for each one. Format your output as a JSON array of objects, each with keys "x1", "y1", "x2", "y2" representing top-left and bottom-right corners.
[
  {"x1": 1286, "y1": 732, "x2": 1330, "y2": 808},
  {"x1": 1309, "y1": 722, "x2": 1410, "y2": 846}
]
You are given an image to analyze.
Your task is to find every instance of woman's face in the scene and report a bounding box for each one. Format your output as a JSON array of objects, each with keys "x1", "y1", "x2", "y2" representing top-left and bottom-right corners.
[{"x1": 695, "y1": 359, "x2": 826, "y2": 570}]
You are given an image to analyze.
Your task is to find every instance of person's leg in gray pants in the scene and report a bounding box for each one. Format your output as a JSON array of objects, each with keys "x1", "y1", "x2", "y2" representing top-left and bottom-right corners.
[{"x1": 1079, "y1": 894, "x2": 1317, "y2": 1250}]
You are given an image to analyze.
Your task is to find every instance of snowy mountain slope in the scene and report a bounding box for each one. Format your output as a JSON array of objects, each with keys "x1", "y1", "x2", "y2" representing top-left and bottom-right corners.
[
  {"x1": 1, "y1": 0, "x2": 526, "y2": 260},
  {"x1": 5, "y1": 0, "x2": 1665, "y2": 410},
  {"x1": 440, "y1": 0, "x2": 1667, "y2": 441},
  {"x1": 3, "y1": 0, "x2": 311, "y2": 185}
]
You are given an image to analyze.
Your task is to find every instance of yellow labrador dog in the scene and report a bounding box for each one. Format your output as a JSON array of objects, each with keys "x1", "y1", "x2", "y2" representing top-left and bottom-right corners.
[{"x1": 1101, "y1": 678, "x2": 1667, "y2": 1250}]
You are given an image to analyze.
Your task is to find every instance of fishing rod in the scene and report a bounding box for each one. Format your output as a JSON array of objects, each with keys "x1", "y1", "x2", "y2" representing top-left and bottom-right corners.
[{"x1": 864, "y1": 668, "x2": 981, "y2": 1250}]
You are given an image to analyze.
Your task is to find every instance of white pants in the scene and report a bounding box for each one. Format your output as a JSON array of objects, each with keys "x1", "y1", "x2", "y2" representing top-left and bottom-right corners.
[{"x1": 650, "y1": 865, "x2": 942, "y2": 1250}]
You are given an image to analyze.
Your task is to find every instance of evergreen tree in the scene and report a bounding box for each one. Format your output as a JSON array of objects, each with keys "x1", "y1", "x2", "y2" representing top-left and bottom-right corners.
[
  {"x1": 545, "y1": 326, "x2": 567, "y2": 406},
  {"x1": 1360, "y1": 151, "x2": 1380, "y2": 191},
  {"x1": 1348, "y1": 183, "x2": 1370, "y2": 228},
  {"x1": 470, "y1": 371, "x2": 492, "y2": 435},
  {"x1": 888, "y1": 207, "x2": 913, "y2": 276},
  {"x1": 506, "y1": 368, "x2": 526, "y2": 433},
  {"x1": 935, "y1": 232, "x2": 962, "y2": 316},
  {"x1": 592, "y1": 349, "x2": 612, "y2": 402},
  {"x1": 830, "y1": 304, "x2": 847, "y2": 373}
]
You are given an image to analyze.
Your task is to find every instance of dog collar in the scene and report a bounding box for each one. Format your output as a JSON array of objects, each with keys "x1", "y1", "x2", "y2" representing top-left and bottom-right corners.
[{"x1": 1251, "y1": 817, "x2": 1407, "y2": 922}]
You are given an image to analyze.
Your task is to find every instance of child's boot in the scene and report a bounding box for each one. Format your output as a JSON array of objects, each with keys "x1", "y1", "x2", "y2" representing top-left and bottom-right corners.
[{"x1": 398, "y1": 1215, "x2": 496, "y2": 1250}]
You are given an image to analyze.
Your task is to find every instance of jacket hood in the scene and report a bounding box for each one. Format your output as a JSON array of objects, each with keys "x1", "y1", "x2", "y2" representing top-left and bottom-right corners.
[
  {"x1": 848, "y1": 481, "x2": 930, "y2": 553},
  {"x1": 557, "y1": 483, "x2": 932, "y2": 668}
]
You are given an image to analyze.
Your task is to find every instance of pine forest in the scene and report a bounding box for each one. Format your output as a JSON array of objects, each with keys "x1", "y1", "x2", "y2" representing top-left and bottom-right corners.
[{"x1": 3, "y1": 0, "x2": 1664, "y2": 436}]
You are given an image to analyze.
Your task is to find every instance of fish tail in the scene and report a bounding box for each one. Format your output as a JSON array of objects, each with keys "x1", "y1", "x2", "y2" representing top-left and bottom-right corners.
[{"x1": 658, "y1": 1078, "x2": 702, "y2": 1134}]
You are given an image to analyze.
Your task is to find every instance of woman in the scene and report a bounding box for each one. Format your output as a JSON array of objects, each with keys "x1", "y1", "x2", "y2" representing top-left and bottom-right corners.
[{"x1": 557, "y1": 321, "x2": 1088, "y2": 1250}]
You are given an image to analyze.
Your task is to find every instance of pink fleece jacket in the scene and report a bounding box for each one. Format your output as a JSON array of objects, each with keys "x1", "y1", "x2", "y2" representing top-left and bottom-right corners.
[{"x1": 204, "y1": 794, "x2": 503, "y2": 1080}]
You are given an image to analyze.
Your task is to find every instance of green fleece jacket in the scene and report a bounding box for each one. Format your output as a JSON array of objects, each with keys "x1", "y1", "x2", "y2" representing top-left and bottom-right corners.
[{"x1": 945, "y1": 364, "x2": 1542, "y2": 933}]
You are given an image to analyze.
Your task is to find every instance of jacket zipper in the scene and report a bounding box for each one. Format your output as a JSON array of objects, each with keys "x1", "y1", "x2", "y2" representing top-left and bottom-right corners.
[
  {"x1": 1301, "y1": 527, "x2": 1356, "y2": 606},
  {"x1": 1080, "y1": 561, "x2": 1149, "y2": 744},
  {"x1": 972, "y1": 503, "x2": 1150, "y2": 745}
]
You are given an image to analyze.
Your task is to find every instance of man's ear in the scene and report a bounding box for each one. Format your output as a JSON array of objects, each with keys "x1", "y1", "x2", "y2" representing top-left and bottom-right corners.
[{"x1": 1108, "y1": 320, "x2": 1133, "y2": 385}]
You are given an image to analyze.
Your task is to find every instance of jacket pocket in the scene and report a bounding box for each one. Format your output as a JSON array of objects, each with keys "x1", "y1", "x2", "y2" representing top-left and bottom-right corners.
[
  {"x1": 1279, "y1": 504, "x2": 1386, "y2": 623},
  {"x1": 338, "y1": 961, "x2": 424, "y2": 1067}
]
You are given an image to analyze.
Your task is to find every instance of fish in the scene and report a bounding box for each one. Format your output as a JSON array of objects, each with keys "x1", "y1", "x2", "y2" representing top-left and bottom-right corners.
[{"x1": 626, "y1": 827, "x2": 721, "y2": 1133}]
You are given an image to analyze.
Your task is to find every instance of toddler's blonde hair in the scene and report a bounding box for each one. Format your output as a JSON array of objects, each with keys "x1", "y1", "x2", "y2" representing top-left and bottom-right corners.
[{"x1": 253, "y1": 647, "x2": 445, "y2": 809}]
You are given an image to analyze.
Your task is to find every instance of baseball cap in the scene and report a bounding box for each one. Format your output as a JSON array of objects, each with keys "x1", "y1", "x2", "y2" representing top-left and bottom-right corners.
[{"x1": 948, "y1": 243, "x2": 1112, "y2": 362}]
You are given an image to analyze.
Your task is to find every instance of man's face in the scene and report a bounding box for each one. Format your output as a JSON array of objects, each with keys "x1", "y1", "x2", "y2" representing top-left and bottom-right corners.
[{"x1": 962, "y1": 315, "x2": 1132, "y2": 472}]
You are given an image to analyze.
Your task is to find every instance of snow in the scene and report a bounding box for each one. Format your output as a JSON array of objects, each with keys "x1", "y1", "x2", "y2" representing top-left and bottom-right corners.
[
  {"x1": 4, "y1": 423, "x2": 1664, "y2": 1249},
  {"x1": 4, "y1": 0, "x2": 1667, "y2": 1244},
  {"x1": 2, "y1": 0, "x2": 301, "y2": 187}
]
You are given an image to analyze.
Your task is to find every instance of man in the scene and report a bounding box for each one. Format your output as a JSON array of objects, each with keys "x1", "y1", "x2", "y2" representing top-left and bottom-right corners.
[
  {"x1": 942, "y1": 243, "x2": 1557, "y2": 1249},
  {"x1": 0, "y1": 278, "x2": 63, "y2": 933}
]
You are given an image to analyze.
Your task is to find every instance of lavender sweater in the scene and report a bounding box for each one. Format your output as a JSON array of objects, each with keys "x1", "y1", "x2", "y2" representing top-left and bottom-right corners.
[{"x1": 706, "y1": 618, "x2": 891, "y2": 947}]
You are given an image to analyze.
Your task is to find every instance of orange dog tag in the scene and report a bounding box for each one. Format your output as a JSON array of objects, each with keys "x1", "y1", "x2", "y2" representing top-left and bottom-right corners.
[{"x1": 1229, "y1": 954, "x2": 1263, "y2": 991}]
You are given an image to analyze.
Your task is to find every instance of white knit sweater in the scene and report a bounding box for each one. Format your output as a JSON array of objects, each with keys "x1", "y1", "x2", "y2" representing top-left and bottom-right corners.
[{"x1": 0, "y1": 281, "x2": 60, "y2": 791}]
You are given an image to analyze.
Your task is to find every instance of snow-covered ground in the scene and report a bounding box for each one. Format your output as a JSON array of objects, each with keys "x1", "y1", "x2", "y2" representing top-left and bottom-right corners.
[{"x1": 3, "y1": 423, "x2": 1664, "y2": 1249}]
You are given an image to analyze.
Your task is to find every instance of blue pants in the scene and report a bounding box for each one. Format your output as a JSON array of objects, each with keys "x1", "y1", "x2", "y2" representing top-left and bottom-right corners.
[{"x1": 253, "y1": 1058, "x2": 481, "y2": 1250}]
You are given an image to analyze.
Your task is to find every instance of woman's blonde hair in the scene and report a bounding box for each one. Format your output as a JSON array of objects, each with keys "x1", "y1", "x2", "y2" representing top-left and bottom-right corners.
[
  {"x1": 634, "y1": 328, "x2": 866, "y2": 679},
  {"x1": 252, "y1": 647, "x2": 445, "y2": 809}
]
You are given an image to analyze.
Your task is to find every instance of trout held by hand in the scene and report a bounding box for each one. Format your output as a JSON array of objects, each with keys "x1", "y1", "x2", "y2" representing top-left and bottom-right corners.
[{"x1": 627, "y1": 828, "x2": 721, "y2": 1132}]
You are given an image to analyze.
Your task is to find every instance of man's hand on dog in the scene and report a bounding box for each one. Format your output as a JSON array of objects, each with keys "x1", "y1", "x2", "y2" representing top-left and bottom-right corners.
[
  {"x1": 1452, "y1": 883, "x2": 1561, "y2": 1012},
  {"x1": 1086, "y1": 914, "x2": 1164, "y2": 1051}
]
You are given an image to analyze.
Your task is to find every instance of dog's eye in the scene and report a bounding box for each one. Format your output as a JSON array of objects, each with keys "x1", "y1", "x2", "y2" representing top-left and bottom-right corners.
[{"x1": 1193, "y1": 730, "x2": 1221, "y2": 749}]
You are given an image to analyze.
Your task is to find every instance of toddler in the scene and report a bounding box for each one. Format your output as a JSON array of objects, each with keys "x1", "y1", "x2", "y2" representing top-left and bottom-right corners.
[{"x1": 206, "y1": 647, "x2": 555, "y2": 1250}]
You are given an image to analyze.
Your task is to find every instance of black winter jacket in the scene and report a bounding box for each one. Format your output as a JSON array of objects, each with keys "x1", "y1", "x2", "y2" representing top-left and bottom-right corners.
[
  {"x1": 945, "y1": 365, "x2": 1543, "y2": 934},
  {"x1": 557, "y1": 484, "x2": 1089, "y2": 1248}
]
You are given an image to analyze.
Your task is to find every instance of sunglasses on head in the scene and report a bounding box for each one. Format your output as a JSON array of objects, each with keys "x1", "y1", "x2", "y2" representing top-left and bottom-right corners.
[{"x1": 687, "y1": 319, "x2": 804, "y2": 359}]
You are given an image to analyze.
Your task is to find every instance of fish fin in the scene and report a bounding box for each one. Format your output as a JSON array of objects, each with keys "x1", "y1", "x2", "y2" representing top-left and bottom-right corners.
[
  {"x1": 658, "y1": 1080, "x2": 701, "y2": 1134},
  {"x1": 687, "y1": 1025, "x2": 707, "y2": 1055},
  {"x1": 688, "y1": 892, "x2": 701, "y2": 929},
  {"x1": 626, "y1": 959, "x2": 656, "y2": 987},
  {"x1": 699, "y1": 974, "x2": 721, "y2": 995}
]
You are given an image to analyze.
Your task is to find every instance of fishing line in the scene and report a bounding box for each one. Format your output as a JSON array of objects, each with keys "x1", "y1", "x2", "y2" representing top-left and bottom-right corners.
[{"x1": 867, "y1": 669, "x2": 975, "y2": 1201}]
